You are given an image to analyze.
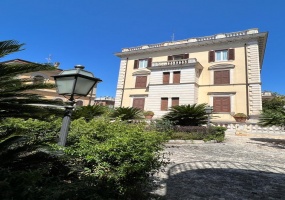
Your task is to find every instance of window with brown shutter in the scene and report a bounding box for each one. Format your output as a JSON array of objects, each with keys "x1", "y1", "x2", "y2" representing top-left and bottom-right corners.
[
  {"x1": 228, "y1": 48, "x2": 235, "y2": 60},
  {"x1": 133, "y1": 98, "x2": 145, "y2": 110},
  {"x1": 161, "y1": 98, "x2": 168, "y2": 111},
  {"x1": 147, "y1": 58, "x2": 152, "y2": 67},
  {"x1": 172, "y1": 97, "x2": 179, "y2": 107},
  {"x1": 214, "y1": 70, "x2": 230, "y2": 85},
  {"x1": 173, "y1": 71, "x2": 181, "y2": 84},
  {"x1": 168, "y1": 56, "x2": 173, "y2": 61},
  {"x1": 163, "y1": 72, "x2": 170, "y2": 84},
  {"x1": 213, "y1": 97, "x2": 230, "y2": 112},
  {"x1": 134, "y1": 60, "x2": 138, "y2": 69},
  {"x1": 135, "y1": 76, "x2": 147, "y2": 88},
  {"x1": 209, "y1": 51, "x2": 215, "y2": 62}
]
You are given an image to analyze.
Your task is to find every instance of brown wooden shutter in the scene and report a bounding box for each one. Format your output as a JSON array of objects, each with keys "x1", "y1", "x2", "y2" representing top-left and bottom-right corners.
[
  {"x1": 209, "y1": 51, "x2": 215, "y2": 62},
  {"x1": 213, "y1": 97, "x2": 230, "y2": 112},
  {"x1": 173, "y1": 71, "x2": 181, "y2": 84},
  {"x1": 133, "y1": 98, "x2": 145, "y2": 110},
  {"x1": 135, "y1": 76, "x2": 147, "y2": 88},
  {"x1": 134, "y1": 60, "x2": 138, "y2": 69},
  {"x1": 161, "y1": 98, "x2": 168, "y2": 111},
  {"x1": 172, "y1": 97, "x2": 179, "y2": 107},
  {"x1": 214, "y1": 70, "x2": 230, "y2": 85},
  {"x1": 228, "y1": 48, "x2": 235, "y2": 60},
  {"x1": 183, "y1": 54, "x2": 189, "y2": 59},
  {"x1": 163, "y1": 72, "x2": 170, "y2": 84},
  {"x1": 168, "y1": 56, "x2": 173, "y2": 61},
  {"x1": 147, "y1": 58, "x2": 152, "y2": 67}
]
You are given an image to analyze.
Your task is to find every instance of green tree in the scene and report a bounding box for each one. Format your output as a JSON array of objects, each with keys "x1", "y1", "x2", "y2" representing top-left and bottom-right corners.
[
  {"x1": 259, "y1": 95, "x2": 285, "y2": 127},
  {"x1": 72, "y1": 105, "x2": 107, "y2": 121},
  {"x1": 0, "y1": 40, "x2": 63, "y2": 119},
  {"x1": 111, "y1": 107, "x2": 144, "y2": 121},
  {"x1": 162, "y1": 103, "x2": 208, "y2": 126}
]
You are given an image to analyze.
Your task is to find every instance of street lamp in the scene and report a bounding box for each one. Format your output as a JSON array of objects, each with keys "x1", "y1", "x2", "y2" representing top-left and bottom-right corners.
[
  {"x1": 205, "y1": 105, "x2": 213, "y2": 128},
  {"x1": 53, "y1": 65, "x2": 102, "y2": 146}
]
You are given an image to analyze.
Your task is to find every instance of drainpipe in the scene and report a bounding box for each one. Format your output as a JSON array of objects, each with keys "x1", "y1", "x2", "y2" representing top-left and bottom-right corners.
[
  {"x1": 120, "y1": 57, "x2": 128, "y2": 107},
  {"x1": 244, "y1": 43, "x2": 250, "y2": 119}
]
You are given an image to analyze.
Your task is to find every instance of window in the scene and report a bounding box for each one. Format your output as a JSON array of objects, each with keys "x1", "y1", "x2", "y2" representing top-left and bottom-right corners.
[
  {"x1": 161, "y1": 98, "x2": 168, "y2": 111},
  {"x1": 134, "y1": 58, "x2": 152, "y2": 69},
  {"x1": 168, "y1": 54, "x2": 189, "y2": 60},
  {"x1": 173, "y1": 71, "x2": 181, "y2": 84},
  {"x1": 215, "y1": 50, "x2": 228, "y2": 61},
  {"x1": 76, "y1": 100, "x2": 83, "y2": 107},
  {"x1": 33, "y1": 75, "x2": 44, "y2": 84},
  {"x1": 133, "y1": 98, "x2": 145, "y2": 110},
  {"x1": 163, "y1": 72, "x2": 170, "y2": 84},
  {"x1": 172, "y1": 97, "x2": 179, "y2": 107},
  {"x1": 213, "y1": 97, "x2": 230, "y2": 112},
  {"x1": 209, "y1": 49, "x2": 235, "y2": 62},
  {"x1": 214, "y1": 70, "x2": 230, "y2": 85},
  {"x1": 135, "y1": 76, "x2": 147, "y2": 88}
]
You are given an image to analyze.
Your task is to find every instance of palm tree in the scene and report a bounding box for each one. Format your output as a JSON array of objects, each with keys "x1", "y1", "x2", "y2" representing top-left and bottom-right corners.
[
  {"x1": 162, "y1": 104, "x2": 208, "y2": 126},
  {"x1": 111, "y1": 107, "x2": 144, "y2": 121},
  {"x1": 0, "y1": 40, "x2": 63, "y2": 119}
]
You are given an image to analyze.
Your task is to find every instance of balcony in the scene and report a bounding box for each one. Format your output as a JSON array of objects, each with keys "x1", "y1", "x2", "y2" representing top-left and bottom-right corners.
[{"x1": 152, "y1": 58, "x2": 197, "y2": 67}]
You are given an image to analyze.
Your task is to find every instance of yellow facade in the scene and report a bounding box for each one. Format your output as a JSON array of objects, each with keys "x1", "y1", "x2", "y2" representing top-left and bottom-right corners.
[{"x1": 115, "y1": 29, "x2": 268, "y2": 122}]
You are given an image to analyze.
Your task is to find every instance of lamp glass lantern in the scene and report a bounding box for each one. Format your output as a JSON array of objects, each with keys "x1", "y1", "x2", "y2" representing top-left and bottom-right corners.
[
  {"x1": 52, "y1": 65, "x2": 102, "y2": 146},
  {"x1": 53, "y1": 65, "x2": 102, "y2": 101}
]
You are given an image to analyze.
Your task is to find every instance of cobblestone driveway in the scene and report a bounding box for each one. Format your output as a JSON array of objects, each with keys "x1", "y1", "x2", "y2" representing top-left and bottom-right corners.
[{"x1": 153, "y1": 132, "x2": 285, "y2": 199}]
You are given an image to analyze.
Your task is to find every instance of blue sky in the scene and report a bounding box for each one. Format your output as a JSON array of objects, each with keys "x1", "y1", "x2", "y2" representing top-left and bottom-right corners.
[{"x1": 1, "y1": 0, "x2": 285, "y2": 97}]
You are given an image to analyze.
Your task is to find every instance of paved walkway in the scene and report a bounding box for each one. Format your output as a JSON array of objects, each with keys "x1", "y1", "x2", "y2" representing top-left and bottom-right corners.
[{"x1": 152, "y1": 132, "x2": 285, "y2": 199}]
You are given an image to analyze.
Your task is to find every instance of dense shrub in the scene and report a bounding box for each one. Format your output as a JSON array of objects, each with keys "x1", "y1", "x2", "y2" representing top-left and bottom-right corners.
[
  {"x1": 72, "y1": 105, "x2": 107, "y2": 121},
  {"x1": 0, "y1": 117, "x2": 168, "y2": 199}
]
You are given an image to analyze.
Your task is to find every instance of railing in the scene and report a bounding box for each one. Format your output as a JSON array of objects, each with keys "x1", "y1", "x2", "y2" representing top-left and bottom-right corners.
[
  {"x1": 121, "y1": 28, "x2": 259, "y2": 52},
  {"x1": 212, "y1": 122, "x2": 285, "y2": 135},
  {"x1": 152, "y1": 58, "x2": 197, "y2": 67}
]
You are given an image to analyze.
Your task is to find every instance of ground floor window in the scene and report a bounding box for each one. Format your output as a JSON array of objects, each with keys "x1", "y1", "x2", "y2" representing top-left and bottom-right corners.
[
  {"x1": 161, "y1": 98, "x2": 168, "y2": 111},
  {"x1": 213, "y1": 96, "x2": 230, "y2": 112},
  {"x1": 172, "y1": 97, "x2": 179, "y2": 107},
  {"x1": 133, "y1": 98, "x2": 145, "y2": 110}
]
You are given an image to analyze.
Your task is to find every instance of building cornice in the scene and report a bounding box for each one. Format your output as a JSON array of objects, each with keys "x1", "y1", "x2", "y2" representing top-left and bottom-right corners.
[{"x1": 115, "y1": 28, "x2": 268, "y2": 67}]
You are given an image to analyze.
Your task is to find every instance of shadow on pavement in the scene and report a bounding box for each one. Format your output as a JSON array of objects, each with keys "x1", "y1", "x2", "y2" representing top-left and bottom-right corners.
[
  {"x1": 163, "y1": 161, "x2": 285, "y2": 199},
  {"x1": 249, "y1": 138, "x2": 285, "y2": 149}
]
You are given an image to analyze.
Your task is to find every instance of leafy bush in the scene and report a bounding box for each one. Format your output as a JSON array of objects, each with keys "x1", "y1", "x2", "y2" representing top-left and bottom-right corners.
[
  {"x1": 0, "y1": 117, "x2": 168, "y2": 199},
  {"x1": 162, "y1": 104, "x2": 208, "y2": 126},
  {"x1": 167, "y1": 126, "x2": 226, "y2": 142},
  {"x1": 111, "y1": 107, "x2": 144, "y2": 121}
]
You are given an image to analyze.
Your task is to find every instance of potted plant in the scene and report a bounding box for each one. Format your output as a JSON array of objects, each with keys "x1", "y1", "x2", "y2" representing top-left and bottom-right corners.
[
  {"x1": 144, "y1": 111, "x2": 154, "y2": 119},
  {"x1": 233, "y1": 113, "x2": 247, "y2": 123}
]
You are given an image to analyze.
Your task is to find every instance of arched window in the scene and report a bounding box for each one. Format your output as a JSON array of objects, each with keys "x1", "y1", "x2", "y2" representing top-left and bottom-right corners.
[
  {"x1": 76, "y1": 100, "x2": 83, "y2": 107},
  {"x1": 33, "y1": 75, "x2": 45, "y2": 84}
]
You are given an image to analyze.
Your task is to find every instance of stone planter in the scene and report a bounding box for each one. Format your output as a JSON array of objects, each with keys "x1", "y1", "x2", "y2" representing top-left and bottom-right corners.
[
  {"x1": 234, "y1": 117, "x2": 247, "y2": 123},
  {"x1": 145, "y1": 115, "x2": 154, "y2": 120}
]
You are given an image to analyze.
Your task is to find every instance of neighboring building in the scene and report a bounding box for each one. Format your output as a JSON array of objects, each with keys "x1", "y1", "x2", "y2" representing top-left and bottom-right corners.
[
  {"x1": 94, "y1": 96, "x2": 115, "y2": 108},
  {"x1": 115, "y1": 28, "x2": 268, "y2": 122},
  {"x1": 1, "y1": 59, "x2": 98, "y2": 106},
  {"x1": 261, "y1": 91, "x2": 275, "y2": 101}
]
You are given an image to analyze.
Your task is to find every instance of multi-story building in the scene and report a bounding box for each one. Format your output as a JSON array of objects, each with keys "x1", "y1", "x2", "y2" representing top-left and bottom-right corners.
[
  {"x1": 94, "y1": 96, "x2": 115, "y2": 108},
  {"x1": 115, "y1": 28, "x2": 268, "y2": 122},
  {"x1": 1, "y1": 59, "x2": 98, "y2": 106}
]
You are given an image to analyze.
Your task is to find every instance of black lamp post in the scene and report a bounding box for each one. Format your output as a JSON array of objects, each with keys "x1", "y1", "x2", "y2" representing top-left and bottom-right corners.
[
  {"x1": 53, "y1": 65, "x2": 102, "y2": 146},
  {"x1": 205, "y1": 105, "x2": 213, "y2": 128}
]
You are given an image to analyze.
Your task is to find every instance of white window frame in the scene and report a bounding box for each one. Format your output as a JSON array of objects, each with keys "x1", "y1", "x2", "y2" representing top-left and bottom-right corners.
[
  {"x1": 139, "y1": 59, "x2": 148, "y2": 68},
  {"x1": 215, "y1": 50, "x2": 228, "y2": 61}
]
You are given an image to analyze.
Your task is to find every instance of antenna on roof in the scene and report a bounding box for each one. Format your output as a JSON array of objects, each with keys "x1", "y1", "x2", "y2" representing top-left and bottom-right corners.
[
  {"x1": 46, "y1": 54, "x2": 52, "y2": 63},
  {"x1": 171, "y1": 32, "x2": 175, "y2": 42}
]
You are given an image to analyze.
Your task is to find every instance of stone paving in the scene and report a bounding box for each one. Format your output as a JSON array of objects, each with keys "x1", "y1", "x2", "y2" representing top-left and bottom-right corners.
[{"x1": 152, "y1": 132, "x2": 285, "y2": 199}]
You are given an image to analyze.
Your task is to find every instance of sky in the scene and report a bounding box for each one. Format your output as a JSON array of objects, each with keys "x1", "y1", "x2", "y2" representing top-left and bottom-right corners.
[{"x1": 1, "y1": 0, "x2": 285, "y2": 97}]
